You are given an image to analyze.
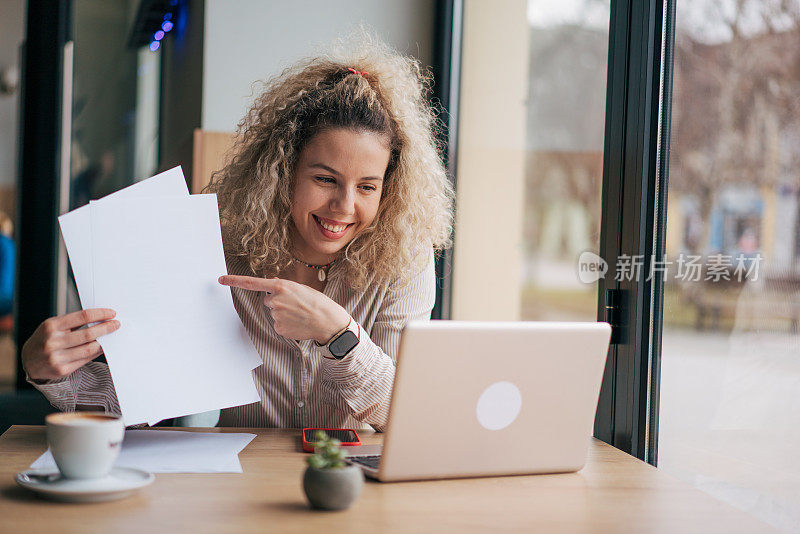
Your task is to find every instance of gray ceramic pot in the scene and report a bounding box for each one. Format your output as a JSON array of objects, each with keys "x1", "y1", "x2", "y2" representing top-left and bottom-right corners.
[{"x1": 302, "y1": 464, "x2": 364, "y2": 510}]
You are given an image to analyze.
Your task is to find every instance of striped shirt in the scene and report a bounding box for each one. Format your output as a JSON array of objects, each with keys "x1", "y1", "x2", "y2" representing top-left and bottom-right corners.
[{"x1": 29, "y1": 251, "x2": 435, "y2": 431}]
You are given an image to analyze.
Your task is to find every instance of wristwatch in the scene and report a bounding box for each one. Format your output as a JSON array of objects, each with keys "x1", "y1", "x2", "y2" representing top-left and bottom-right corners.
[{"x1": 317, "y1": 317, "x2": 360, "y2": 360}]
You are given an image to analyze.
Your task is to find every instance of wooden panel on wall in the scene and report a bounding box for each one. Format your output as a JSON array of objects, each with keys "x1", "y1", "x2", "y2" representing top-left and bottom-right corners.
[
  {"x1": 191, "y1": 129, "x2": 236, "y2": 194},
  {"x1": 0, "y1": 187, "x2": 16, "y2": 226}
]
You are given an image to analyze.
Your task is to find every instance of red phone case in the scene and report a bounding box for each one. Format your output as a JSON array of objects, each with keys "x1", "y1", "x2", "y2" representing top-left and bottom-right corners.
[{"x1": 302, "y1": 427, "x2": 361, "y2": 452}]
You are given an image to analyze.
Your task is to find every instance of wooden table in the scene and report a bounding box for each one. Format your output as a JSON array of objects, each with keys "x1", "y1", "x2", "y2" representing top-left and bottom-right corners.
[{"x1": 0, "y1": 426, "x2": 773, "y2": 533}]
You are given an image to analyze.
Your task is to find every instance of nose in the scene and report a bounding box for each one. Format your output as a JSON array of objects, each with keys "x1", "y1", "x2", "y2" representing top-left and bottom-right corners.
[{"x1": 330, "y1": 184, "x2": 356, "y2": 216}]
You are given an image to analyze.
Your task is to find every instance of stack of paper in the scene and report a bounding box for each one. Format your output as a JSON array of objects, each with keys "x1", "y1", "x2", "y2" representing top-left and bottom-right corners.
[
  {"x1": 58, "y1": 167, "x2": 262, "y2": 426},
  {"x1": 31, "y1": 430, "x2": 257, "y2": 473}
]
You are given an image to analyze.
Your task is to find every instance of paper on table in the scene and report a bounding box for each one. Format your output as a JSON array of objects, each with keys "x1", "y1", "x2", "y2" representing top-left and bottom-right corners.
[
  {"x1": 30, "y1": 430, "x2": 256, "y2": 473},
  {"x1": 58, "y1": 166, "x2": 189, "y2": 309},
  {"x1": 90, "y1": 194, "x2": 262, "y2": 425}
]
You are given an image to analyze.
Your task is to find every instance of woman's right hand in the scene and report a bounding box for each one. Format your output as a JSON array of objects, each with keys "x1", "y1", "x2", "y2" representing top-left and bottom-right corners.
[{"x1": 22, "y1": 309, "x2": 120, "y2": 382}]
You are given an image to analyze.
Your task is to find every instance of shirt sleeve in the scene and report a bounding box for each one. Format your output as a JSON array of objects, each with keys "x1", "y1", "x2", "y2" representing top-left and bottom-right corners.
[
  {"x1": 322, "y1": 251, "x2": 436, "y2": 431},
  {"x1": 27, "y1": 361, "x2": 122, "y2": 415}
]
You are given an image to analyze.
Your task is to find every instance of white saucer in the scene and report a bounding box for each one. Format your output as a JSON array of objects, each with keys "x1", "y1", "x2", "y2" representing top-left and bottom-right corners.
[{"x1": 15, "y1": 467, "x2": 154, "y2": 503}]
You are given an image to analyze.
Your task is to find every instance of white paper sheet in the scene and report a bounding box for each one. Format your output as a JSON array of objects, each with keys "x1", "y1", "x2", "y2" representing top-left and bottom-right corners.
[
  {"x1": 90, "y1": 194, "x2": 262, "y2": 425},
  {"x1": 30, "y1": 430, "x2": 256, "y2": 473},
  {"x1": 58, "y1": 166, "x2": 189, "y2": 309}
]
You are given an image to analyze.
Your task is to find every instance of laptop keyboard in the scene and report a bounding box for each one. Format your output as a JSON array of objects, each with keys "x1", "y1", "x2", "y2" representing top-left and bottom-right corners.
[{"x1": 348, "y1": 455, "x2": 382, "y2": 470}]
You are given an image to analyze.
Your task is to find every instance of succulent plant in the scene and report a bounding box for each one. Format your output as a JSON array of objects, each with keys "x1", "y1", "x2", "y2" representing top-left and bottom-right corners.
[{"x1": 306, "y1": 430, "x2": 348, "y2": 469}]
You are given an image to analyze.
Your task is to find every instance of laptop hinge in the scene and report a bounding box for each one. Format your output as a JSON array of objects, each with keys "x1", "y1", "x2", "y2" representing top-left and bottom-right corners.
[{"x1": 604, "y1": 288, "x2": 624, "y2": 345}]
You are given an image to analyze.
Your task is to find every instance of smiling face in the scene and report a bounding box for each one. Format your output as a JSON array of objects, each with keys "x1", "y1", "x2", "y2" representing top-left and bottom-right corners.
[{"x1": 290, "y1": 128, "x2": 391, "y2": 265}]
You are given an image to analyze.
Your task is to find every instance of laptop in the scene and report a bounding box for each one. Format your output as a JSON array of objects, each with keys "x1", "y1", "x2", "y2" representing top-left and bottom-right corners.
[{"x1": 345, "y1": 320, "x2": 612, "y2": 482}]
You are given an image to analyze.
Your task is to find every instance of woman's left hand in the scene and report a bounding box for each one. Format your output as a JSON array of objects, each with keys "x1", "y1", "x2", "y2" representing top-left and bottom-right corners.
[{"x1": 218, "y1": 275, "x2": 351, "y2": 344}]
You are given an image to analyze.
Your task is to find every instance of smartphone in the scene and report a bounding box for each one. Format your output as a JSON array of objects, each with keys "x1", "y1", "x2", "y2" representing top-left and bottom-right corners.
[{"x1": 302, "y1": 428, "x2": 361, "y2": 452}]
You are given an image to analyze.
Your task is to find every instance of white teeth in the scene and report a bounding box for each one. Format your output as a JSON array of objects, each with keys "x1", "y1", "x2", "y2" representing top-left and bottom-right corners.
[{"x1": 317, "y1": 218, "x2": 348, "y2": 233}]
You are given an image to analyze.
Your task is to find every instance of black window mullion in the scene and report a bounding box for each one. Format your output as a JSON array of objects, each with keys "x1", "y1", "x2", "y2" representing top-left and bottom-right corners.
[
  {"x1": 595, "y1": 0, "x2": 674, "y2": 463},
  {"x1": 647, "y1": 0, "x2": 676, "y2": 467},
  {"x1": 594, "y1": 0, "x2": 631, "y2": 445},
  {"x1": 15, "y1": 0, "x2": 72, "y2": 389},
  {"x1": 616, "y1": 0, "x2": 657, "y2": 459},
  {"x1": 430, "y1": 0, "x2": 463, "y2": 320}
]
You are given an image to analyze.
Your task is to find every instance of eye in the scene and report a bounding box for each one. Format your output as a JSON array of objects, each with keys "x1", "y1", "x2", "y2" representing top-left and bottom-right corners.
[
  {"x1": 314, "y1": 176, "x2": 335, "y2": 184},
  {"x1": 359, "y1": 184, "x2": 378, "y2": 192}
]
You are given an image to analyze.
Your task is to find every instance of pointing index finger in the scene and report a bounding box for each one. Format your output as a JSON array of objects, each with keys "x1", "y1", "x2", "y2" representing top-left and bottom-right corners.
[{"x1": 218, "y1": 275, "x2": 280, "y2": 293}]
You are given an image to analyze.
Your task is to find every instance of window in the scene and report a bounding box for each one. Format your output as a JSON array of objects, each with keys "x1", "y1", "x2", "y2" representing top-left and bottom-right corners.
[
  {"x1": 659, "y1": 0, "x2": 800, "y2": 528},
  {"x1": 451, "y1": 0, "x2": 609, "y2": 322}
]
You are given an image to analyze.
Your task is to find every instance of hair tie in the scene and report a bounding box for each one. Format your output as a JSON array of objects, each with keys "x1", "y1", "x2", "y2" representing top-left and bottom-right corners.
[{"x1": 347, "y1": 67, "x2": 369, "y2": 77}]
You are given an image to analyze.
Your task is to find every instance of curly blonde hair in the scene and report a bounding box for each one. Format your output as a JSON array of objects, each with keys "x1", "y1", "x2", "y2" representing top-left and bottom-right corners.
[{"x1": 206, "y1": 33, "x2": 454, "y2": 289}]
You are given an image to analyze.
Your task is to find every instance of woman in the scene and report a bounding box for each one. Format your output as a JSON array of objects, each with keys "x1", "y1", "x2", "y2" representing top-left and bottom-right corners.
[{"x1": 21, "y1": 37, "x2": 453, "y2": 431}]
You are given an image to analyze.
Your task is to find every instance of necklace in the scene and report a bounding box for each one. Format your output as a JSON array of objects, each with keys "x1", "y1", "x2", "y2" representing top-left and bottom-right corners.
[{"x1": 292, "y1": 257, "x2": 337, "y2": 281}]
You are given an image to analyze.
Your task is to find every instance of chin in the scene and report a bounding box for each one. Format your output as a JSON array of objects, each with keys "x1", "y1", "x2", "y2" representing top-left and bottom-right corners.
[{"x1": 302, "y1": 237, "x2": 345, "y2": 258}]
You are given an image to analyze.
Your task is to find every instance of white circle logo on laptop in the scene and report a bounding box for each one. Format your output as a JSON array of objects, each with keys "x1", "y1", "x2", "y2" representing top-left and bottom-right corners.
[{"x1": 476, "y1": 381, "x2": 522, "y2": 430}]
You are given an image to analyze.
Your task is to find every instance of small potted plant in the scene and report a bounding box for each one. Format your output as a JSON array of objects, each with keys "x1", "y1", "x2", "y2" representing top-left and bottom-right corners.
[{"x1": 302, "y1": 430, "x2": 364, "y2": 510}]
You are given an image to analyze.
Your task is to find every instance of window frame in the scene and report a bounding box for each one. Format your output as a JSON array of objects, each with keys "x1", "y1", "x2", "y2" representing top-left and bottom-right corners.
[
  {"x1": 430, "y1": 0, "x2": 463, "y2": 321},
  {"x1": 15, "y1": 0, "x2": 72, "y2": 389},
  {"x1": 593, "y1": 0, "x2": 676, "y2": 464}
]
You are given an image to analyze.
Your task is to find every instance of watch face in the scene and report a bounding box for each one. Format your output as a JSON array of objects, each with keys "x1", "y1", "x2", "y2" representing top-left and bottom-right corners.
[{"x1": 329, "y1": 330, "x2": 359, "y2": 359}]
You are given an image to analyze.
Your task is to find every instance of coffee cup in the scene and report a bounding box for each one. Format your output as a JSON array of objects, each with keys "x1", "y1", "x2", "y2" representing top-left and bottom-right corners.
[{"x1": 45, "y1": 412, "x2": 124, "y2": 479}]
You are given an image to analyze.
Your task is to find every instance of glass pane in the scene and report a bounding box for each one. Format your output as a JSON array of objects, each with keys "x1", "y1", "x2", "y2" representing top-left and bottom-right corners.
[
  {"x1": 65, "y1": 0, "x2": 160, "y2": 312},
  {"x1": 70, "y1": 0, "x2": 139, "y2": 208},
  {"x1": 451, "y1": 0, "x2": 607, "y2": 320},
  {"x1": 522, "y1": 0, "x2": 609, "y2": 321},
  {"x1": 659, "y1": 1, "x2": 800, "y2": 529}
]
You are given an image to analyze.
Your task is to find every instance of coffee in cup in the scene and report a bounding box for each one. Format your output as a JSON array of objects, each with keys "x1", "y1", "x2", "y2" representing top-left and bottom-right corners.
[{"x1": 45, "y1": 412, "x2": 124, "y2": 479}]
